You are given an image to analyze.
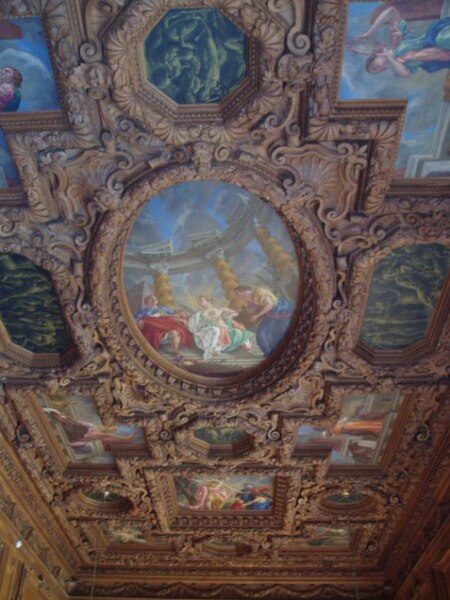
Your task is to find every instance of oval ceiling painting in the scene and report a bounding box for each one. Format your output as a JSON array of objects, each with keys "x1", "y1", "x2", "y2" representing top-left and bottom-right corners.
[{"x1": 124, "y1": 181, "x2": 300, "y2": 377}]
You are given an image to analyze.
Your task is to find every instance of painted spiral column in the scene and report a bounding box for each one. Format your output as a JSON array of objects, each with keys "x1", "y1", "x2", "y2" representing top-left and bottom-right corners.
[
  {"x1": 213, "y1": 256, "x2": 242, "y2": 309},
  {"x1": 153, "y1": 271, "x2": 175, "y2": 308},
  {"x1": 254, "y1": 224, "x2": 292, "y2": 274}
]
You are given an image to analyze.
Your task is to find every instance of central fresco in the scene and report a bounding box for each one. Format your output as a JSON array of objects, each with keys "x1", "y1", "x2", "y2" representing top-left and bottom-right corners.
[{"x1": 124, "y1": 181, "x2": 299, "y2": 377}]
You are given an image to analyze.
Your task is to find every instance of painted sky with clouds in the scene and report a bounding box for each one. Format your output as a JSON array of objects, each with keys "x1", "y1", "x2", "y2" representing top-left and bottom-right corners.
[
  {"x1": 0, "y1": 17, "x2": 60, "y2": 111},
  {"x1": 339, "y1": 2, "x2": 447, "y2": 172},
  {"x1": 125, "y1": 181, "x2": 298, "y2": 308}
]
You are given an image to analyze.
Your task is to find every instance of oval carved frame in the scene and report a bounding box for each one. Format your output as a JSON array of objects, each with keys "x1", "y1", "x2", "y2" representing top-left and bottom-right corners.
[{"x1": 89, "y1": 161, "x2": 335, "y2": 402}]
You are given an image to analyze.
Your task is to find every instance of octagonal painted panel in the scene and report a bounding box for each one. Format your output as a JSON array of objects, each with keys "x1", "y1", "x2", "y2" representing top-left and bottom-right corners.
[
  {"x1": 361, "y1": 243, "x2": 450, "y2": 349},
  {"x1": 144, "y1": 8, "x2": 247, "y2": 104},
  {"x1": 0, "y1": 253, "x2": 70, "y2": 353},
  {"x1": 124, "y1": 181, "x2": 300, "y2": 378}
]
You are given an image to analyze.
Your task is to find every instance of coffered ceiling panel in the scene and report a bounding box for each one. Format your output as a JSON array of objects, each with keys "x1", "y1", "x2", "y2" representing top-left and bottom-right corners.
[{"x1": 0, "y1": 1, "x2": 448, "y2": 600}]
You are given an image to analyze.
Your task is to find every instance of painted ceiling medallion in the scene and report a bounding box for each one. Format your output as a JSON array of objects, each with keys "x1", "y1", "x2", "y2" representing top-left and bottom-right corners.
[
  {"x1": 144, "y1": 8, "x2": 247, "y2": 104},
  {"x1": 124, "y1": 181, "x2": 301, "y2": 378}
]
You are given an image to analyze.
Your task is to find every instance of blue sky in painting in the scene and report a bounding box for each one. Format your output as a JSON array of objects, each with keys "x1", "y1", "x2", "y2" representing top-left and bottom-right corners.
[
  {"x1": 339, "y1": 2, "x2": 447, "y2": 172},
  {"x1": 125, "y1": 180, "x2": 298, "y2": 308},
  {"x1": 0, "y1": 17, "x2": 60, "y2": 111},
  {"x1": 0, "y1": 129, "x2": 18, "y2": 186}
]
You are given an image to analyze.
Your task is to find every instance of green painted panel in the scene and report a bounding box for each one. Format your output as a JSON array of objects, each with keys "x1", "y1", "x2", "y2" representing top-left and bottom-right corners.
[
  {"x1": 194, "y1": 426, "x2": 247, "y2": 445},
  {"x1": 361, "y1": 243, "x2": 450, "y2": 349},
  {"x1": 144, "y1": 8, "x2": 247, "y2": 104},
  {"x1": 0, "y1": 253, "x2": 71, "y2": 353}
]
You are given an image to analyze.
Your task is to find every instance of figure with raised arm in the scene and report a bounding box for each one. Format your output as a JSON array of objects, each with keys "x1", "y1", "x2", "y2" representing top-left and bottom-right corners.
[{"x1": 352, "y1": 7, "x2": 450, "y2": 77}]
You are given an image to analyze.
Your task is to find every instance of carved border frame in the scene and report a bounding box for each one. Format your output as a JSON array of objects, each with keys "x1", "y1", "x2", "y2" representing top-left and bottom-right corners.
[
  {"x1": 289, "y1": 383, "x2": 414, "y2": 477},
  {"x1": 308, "y1": 0, "x2": 450, "y2": 213},
  {"x1": 0, "y1": 241, "x2": 80, "y2": 370},
  {"x1": 103, "y1": 0, "x2": 285, "y2": 144},
  {"x1": 146, "y1": 467, "x2": 300, "y2": 531},
  {"x1": 89, "y1": 161, "x2": 335, "y2": 403},
  {"x1": 9, "y1": 383, "x2": 149, "y2": 476},
  {"x1": 348, "y1": 237, "x2": 450, "y2": 367}
]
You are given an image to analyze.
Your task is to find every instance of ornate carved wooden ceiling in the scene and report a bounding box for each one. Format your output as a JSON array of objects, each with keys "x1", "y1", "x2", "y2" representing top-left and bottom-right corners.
[{"x1": 0, "y1": 1, "x2": 449, "y2": 599}]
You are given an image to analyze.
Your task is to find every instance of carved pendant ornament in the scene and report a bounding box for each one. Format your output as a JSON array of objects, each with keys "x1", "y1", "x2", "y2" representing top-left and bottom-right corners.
[{"x1": 0, "y1": 0, "x2": 448, "y2": 599}]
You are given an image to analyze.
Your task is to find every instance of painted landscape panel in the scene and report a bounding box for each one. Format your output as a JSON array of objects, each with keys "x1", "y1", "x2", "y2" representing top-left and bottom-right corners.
[
  {"x1": 297, "y1": 391, "x2": 404, "y2": 465},
  {"x1": 173, "y1": 474, "x2": 274, "y2": 512},
  {"x1": 340, "y1": 1, "x2": 450, "y2": 177},
  {"x1": 0, "y1": 253, "x2": 71, "y2": 353},
  {"x1": 39, "y1": 392, "x2": 144, "y2": 465},
  {"x1": 124, "y1": 181, "x2": 299, "y2": 377},
  {"x1": 0, "y1": 17, "x2": 60, "y2": 112},
  {"x1": 361, "y1": 243, "x2": 450, "y2": 349},
  {"x1": 291, "y1": 526, "x2": 351, "y2": 548},
  {"x1": 0, "y1": 129, "x2": 18, "y2": 188}
]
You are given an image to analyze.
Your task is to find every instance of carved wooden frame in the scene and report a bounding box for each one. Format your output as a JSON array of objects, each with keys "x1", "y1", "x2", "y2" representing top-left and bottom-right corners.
[
  {"x1": 15, "y1": 383, "x2": 149, "y2": 476},
  {"x1": 146, "y1": 467, "x2": 298, "y2": 531},
  {"x1": 89, "y1": 162, "x2": 324, "y2": 403},
  {"x1": 308, "y1": 0, "x2": 450, "y2": 214},
  {"x1": 104, "y1": 0, "x2": 285, "y2": 143},
  {"x1": 0, "y1": 241, "x2": 79, "y2": 368},
  {"x1": 0, "y1": 9, "x2": 67, "y2": 133},
  {"x1": 350, "y1": 237, "x2": 450, "y2": 366},
  {"x1": 289, "y1": 383, "x2": 413, "y2": 476}
]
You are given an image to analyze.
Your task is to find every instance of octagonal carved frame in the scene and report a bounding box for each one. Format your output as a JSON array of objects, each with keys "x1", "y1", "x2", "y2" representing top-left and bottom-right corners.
[
  {"x1": 348, "y1": 236, "x2": 450, "y2": 367},
  {"x1": 104, "y1": 0, "x2": 285, "y2": 143},
  {"x1": 146, "y1": 467, "x2": 296, "y2": 531}
]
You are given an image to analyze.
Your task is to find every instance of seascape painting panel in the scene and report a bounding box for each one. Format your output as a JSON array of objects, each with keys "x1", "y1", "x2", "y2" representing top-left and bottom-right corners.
[
  {"x1": 0, "y1": 129, "x2": 18, "y2": 187},
  {"x1": 173, "y1": 474, "x2": 274, "y2": 511},
  {"x1": 361, "y1": 244, "x2": 450, "y2": 349},
  {"x1": 297, "y1": 391, "x2": 404, "y2": 465},
  {"x1": 0, "y1": 17, "x2": 60, "y2": 113},
  {"x1": 340, "y1": 1, "x2": 450, "y2": 177},
  {"x1": 124, "y1": 181, "x2": 299, "y2": 377},
  {"x1": 144, "y1": 8, "x2": 247, "y2": 104},
  {"x1": 0, "y1": 253, "x2": 71, "y2": 353},
  {"x1": 38, "y1": 392, "x2": 144, "y2": 465}
]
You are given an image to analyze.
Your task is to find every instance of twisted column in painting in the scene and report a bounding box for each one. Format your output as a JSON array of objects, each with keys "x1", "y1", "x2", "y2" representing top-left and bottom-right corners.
[
  {"x1": 254, "y1": 224, "x2": 293, "y2": 274},
  {"x1": 213, "y1": 256, "x2": 242, "y2": 310},
  {"x1": 153, "y1": 271, "x2": 175, "y2": 308}
]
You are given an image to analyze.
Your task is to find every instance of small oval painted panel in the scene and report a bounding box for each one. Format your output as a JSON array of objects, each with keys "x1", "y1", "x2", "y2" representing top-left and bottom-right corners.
[
  {"x1": 144, "y1": 8, "x2": 247, "y2": 104},
  {"x1": 124, "y1": 181, "x2": 300, "y2": 377}
]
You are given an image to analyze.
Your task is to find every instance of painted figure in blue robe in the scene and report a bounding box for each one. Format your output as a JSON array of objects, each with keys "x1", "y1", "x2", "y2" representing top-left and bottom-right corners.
[
  {"x1": 236, "y1": 483, "x2": 272, "y2": 511},
  {"x1": 352, "y1": 7, "x2": 450, "y2": 78},
  {"x1": 0, "y1": 66, "x2": 22, "y2": 111},
  {"x1": 234, "y1": 285, "x2": 294, "y2": 356}
]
